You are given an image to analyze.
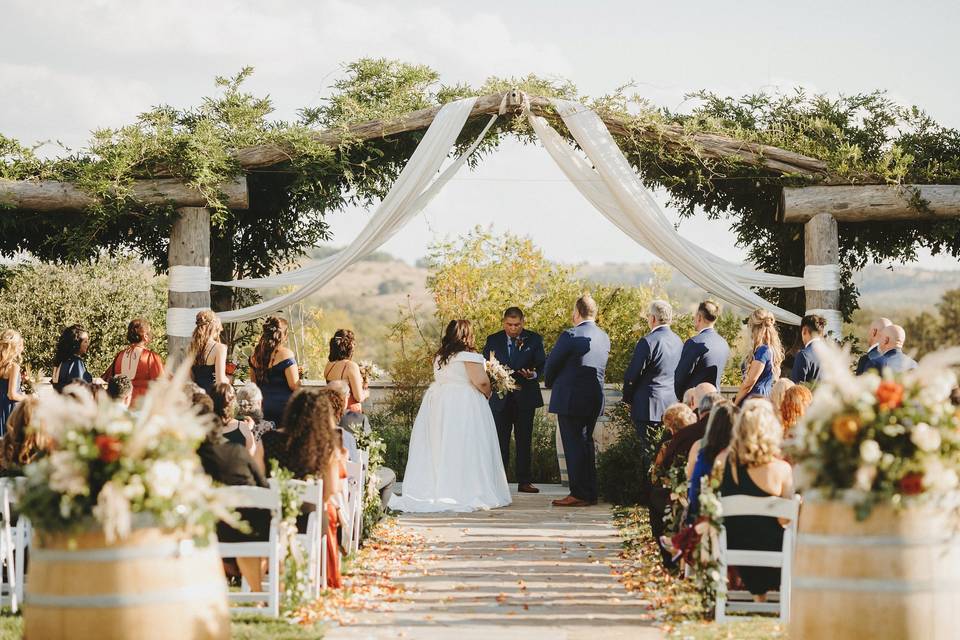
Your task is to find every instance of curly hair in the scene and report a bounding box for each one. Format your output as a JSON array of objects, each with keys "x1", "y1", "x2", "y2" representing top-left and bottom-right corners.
[
  {"x1": 250, "y1": 316, "x2": 289, "y2": 377},
  {"x1": 662, "y1": 402, "x2": 697, "y2": 433},
  {"x1": 328, "y1": 329, "x2": 355, "y2": 362},
  {"x1": 745, "y1": 309, "x2": 784, "y2": 374},
  {"x1": 780, "y1": 385, "x2": 813, "y2": 434},
  {"x1": 127, "y1": 318, "x2": 151, "y2": 345},
  {"x1": 0, "y1": 329, "x2": 24, "y2": 375},
  {"x1": 54, "y1": 324, "x2": 88, "y2": 367},
  {"x1": 210, "y1": 383, "x2": 236, "y2": 423},
  {"x1": 729, "y1": 398, "x2": 782, "y2": 467},
  {"x1": 436, "y1": 320, "x2": 476, "y2": 368},
  {"x1": 1, "y1": 396, "x2": 48, "y2": 469},
  {"x1": 280, "y1": 388, "x2": 339, "y2": 480},
  {"x1": 189, "y1": 310, "x2": 222, "y2": 366}
]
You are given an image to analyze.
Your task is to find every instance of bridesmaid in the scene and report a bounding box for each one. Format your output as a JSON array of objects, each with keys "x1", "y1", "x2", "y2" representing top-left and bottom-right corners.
[
  {"x1": 248, "y1": 316, "x2": 299, "y2": 424},
  {"x1": 0, "y1": 330, "x2": 27, "y2": 436},
  {"x1": 323, "y1": 329, "x2": 368, "y2": 413},
  {"x1": 102, "y1": 318, "x2": 164, "y2": 406},
  {"x1": 52, "y1": 325, "x2": 93, "y2": 393},
  {"x1": 734, "y1": 309, "x2": 784, "y2": 405},
  {"x1": 189, "y1": 310, "x2": 229, "y2": 396}
]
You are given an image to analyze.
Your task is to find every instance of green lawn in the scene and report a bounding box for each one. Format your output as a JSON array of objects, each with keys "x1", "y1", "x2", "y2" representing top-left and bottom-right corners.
[{"x1": 667, "y1": 618, "x2": 786, "y2": 639}]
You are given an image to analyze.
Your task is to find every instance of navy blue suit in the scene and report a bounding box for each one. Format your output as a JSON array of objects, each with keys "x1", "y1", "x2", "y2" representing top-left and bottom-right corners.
[
  {"x1": 545, "y1": 321, "x2": 610, "y2": 502},
  {"x1": 791, "y1": 339, "x2": 823, "y2": 384},
  {"x1": 869, "y1": 348, "x2": 918, "y2": 374},
  {"x1": 623, "y1": 326, "x2": 683, "y2": 443},
  {"x1": 482, "y1": 330, "x2": 546, "y2": 484},
  {"x1": 673, "y1": 327, "x2": 731, "y2": 399},
  {"x1": 855, "y1": 345, "x2": 881, "y2": 375}
]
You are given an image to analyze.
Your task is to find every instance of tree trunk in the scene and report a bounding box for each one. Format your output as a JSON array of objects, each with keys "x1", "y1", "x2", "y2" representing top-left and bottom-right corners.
[
  {"x1": 803, "y1": 213, "x2": 841, "y2": 336},
  {"x1": 167, "y1": 207, "x2": 211, "y2": 366}
]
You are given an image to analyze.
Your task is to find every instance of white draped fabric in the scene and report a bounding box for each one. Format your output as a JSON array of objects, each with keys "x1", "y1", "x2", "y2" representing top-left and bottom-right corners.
[{"x1": 215, "y1": 95, "x2": 813, "y2": 326}]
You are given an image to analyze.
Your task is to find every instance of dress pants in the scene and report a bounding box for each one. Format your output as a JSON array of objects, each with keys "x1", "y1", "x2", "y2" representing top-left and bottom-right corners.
[
  {"x1": 557, "y1": 413, "x2": 598, "y2": 502},
  {"x1": 492, "y1": 396, "x2": 536, "y2": 485}
]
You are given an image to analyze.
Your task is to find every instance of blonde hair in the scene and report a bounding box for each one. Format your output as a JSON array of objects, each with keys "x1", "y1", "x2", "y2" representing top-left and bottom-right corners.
[
  {"x1": 189, "y1": 310, "x2": 222, "y2": 365},
  {"x1": 729, "y1": 398, "x2": 782, "y2": 467},
  {"x1": 746, "y1": 309, "x2": 784, "y2": 374},
  {"x1": 663, "y1": 402, "x2": 697, "y2": 433},
  {"x1": 770, "y1": 378, "x2": 795, "y2": 415},
  {"x1": 0, "y1": 330, "x2": 24, "y2": 375}
]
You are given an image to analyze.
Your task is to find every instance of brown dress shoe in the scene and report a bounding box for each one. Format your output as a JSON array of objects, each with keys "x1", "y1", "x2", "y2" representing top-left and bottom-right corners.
[
  {"x1": 518, "y1": 484, "x2": 540, "y2": 494},
  {"x1": 551, "y1": 495, "x2": 591, "y2": 507}
]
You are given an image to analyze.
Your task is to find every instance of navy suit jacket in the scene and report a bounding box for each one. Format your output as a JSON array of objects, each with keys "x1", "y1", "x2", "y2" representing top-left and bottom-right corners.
[
  {"x1": 544, "y1": 321, "x2": 610, "y2": 418},
  {"x1": 791, "y1": 340, "x2": 823, "y2": 384},
  {"x1": 673, "y1": 327, "x2": 731, "y2": 399},
  {"x1": 869, "y1": 348, "x2": 918, "y2": 373},
  {"x1": 482, "y1": 329, "x2": 546, "y2": 412},
  {"x1": 623, "y1": 326, "x2": 684, "y2": 424},
  {"x1": 855, "y1": 345, "x2": 881, "y2": 375}
]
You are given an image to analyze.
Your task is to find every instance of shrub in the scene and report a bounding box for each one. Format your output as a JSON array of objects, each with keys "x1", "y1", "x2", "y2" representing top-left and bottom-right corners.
[
  {"x1": 369, "y1": 411, "x2": 413, "y2": 482},
  {"x1": 598, "y1": 403, "x2": 666, "y2": 505}
]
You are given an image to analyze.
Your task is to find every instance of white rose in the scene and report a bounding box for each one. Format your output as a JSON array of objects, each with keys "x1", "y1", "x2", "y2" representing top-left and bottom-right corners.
[
  {"x1": 923, "y1": 458, "x2": 959, "y2": 492},
  {"x1": 911, "y1": 423, "x2": 942, "y2": 452},
  {"x1": 860, "y1": 439, "x2": 882, "y2": 464},
  {"x1": 854, "y1": 465, "x2": 877, "y2": 491},
  {"x1": 146, "y1": 460, "x2": 183, "y2": 499}
]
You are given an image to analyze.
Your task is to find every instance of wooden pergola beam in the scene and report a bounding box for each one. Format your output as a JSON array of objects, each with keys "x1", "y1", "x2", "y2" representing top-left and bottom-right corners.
[
  {"x1": 782, "y1": 184, "x2": 960, "y2": 223},
  {"x1": 0, "y1": 176, "x2": 249, "y2": 212}
]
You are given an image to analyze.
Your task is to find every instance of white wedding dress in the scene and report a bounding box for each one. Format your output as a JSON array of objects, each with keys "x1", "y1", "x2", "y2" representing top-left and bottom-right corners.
[{"x1": 389, "y1": 351, "x2": 512, "y2": 513}]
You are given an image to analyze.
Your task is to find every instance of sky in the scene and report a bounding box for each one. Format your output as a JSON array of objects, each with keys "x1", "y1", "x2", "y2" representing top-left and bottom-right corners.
[{"x1": 3, "y1": 0, "x2": 959, "y2": 270}]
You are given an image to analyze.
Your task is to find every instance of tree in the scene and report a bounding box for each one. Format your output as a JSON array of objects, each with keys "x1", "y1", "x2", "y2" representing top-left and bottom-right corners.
[
  {"x1": 936, "y1": 289, "x2": 960, "y2": 348},
  {"x1": 0, "y1": 257, "x2": 167, "y2": 375}
]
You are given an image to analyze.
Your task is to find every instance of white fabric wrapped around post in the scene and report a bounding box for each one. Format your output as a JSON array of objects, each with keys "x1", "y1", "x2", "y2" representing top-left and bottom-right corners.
[
  {"x1": 168, "y1": 266, "x2": 212, "y2": 293},
  {"x1": 803, "y1": 213, "x2": 842, "y2": 337},
  {"x1": 167, "y1": 207, "x2": 211, "y2": 363},
  {"x1": 806, "y1": 308, "x2": 844, "y2": 338}
]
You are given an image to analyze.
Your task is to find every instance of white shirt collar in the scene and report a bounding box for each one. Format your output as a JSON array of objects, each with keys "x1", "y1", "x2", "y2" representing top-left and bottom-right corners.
[
  {"x1": 804, "y1": 337, "x2": 822, "y2": 348},
  {"x1": 576, "y1": 320, "x2": 594, "y2": 327},
  {"x1": 698, "y1": 326, "x2": 714, "y2": 335}
]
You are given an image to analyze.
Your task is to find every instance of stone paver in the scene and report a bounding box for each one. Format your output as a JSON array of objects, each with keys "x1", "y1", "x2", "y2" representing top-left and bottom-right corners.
[{"x1": 327, "y1": 485, "x2": 662, "y2": 640}]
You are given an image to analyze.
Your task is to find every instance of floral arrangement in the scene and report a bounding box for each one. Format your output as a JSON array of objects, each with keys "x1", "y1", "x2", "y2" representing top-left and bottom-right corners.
[
  {"x1": 358, "y1": 360, "x2": 386, "y2": 385},
  {"x1": 791, "y1": 343, "x2": 960, "y2": 519},
  {"x1": 270, "y1": 461, "x2": 309, "y2": 613},
  {"x1": 485, "y1": 355, "x2": 519, "y2": 399},
  {"x1": 19, "y1": 364, "x2": 39, "y2": 396},
  {"x1": 355, "y1": 429, "x2": 387, "y2": 538},
  {"x1": 18, "y1": 368, "x2": 230, "y2": 543}
]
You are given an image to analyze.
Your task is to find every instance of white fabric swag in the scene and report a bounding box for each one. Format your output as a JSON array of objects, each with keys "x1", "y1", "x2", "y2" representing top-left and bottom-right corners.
[{"x1": 216, "y1": 96, "x2": 807, "y2": 325}]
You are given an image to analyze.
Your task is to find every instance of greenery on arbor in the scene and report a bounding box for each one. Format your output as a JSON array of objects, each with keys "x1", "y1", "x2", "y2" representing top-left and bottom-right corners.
[{"x1": 2, "y1": 58, "x2": 959, "y2": 336}]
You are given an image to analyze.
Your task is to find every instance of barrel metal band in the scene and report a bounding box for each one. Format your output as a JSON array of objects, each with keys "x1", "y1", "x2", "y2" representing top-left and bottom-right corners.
[
  {"x1": 794, "y1": 576, "x2": 960, "y2": 593},
  {"x1": 25, "y1": 582, "x2": 226, "y2": 608},
  {"x1": 31, "y1": 540, "x2": 197, "y2": 562},
  {"x1": 799, "y1": 532, "x2": 960, "y2": 547}
]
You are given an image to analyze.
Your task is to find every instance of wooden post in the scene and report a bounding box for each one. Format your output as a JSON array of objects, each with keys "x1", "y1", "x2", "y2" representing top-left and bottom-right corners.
[
  {"x1": 803, "y1": 213, "x2": 842, "y2": 336},
  {"x1": 167, "y1": 207, "x2": 211, "y2": 365}
]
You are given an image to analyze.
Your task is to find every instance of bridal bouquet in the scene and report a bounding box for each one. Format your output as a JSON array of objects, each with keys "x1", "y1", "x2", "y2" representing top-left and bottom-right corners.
[
  {"x1": 790, "y1": 342, "x2": 960, "y2": 519},
  {"x1": 18, "y1": 368, "x2": 230, "y2": 543},
  {"x1": 486, "y1": 355, "x2": 519, "y2": 399},
  {"x1": 358, "y1": 360, "x2": 386, "y2": 385}
]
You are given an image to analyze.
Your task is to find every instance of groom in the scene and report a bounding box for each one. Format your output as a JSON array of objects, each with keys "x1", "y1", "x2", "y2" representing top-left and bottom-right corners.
[
  {"x1": 483, "y1": 307, "x2": 546, "y2": 494},
  {"x1": 545, "y1": 293, "x2": 610, "y2": 507}
]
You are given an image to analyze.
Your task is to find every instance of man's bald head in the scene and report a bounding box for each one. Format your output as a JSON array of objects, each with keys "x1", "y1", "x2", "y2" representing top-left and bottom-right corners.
[
  {"x1": 869, "y1": 317, "x2": 893, "y2": 346},
  {"x1": 879, "y1": 324, "x2": 906, "y2": 353},
  {"x1": 693, "y1": 382, "x2": 718, "y2": 408}
]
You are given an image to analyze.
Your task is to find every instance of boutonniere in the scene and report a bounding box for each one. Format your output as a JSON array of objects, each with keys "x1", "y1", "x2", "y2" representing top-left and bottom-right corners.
[{"x1": 515, "y1": 336, "x2": 526, "y2": 351}]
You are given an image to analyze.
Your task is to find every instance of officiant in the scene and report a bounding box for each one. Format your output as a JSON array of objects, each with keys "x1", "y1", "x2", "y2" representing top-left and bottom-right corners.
[{"x1": 482, "y1": 307, "x2": 547, "y2": 494}]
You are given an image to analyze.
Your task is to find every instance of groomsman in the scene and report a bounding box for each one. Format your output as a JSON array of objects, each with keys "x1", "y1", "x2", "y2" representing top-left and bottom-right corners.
[
  {"x1": 623, "y1": 300, "x2": 683, "y2": 445},
  {"x1": 791, "y1": 313, "x2": 826, "y2": 384},
  {"x1": 482, "y1": 307, "x2": 546, "y2": 494},
  {"x1": 870, "y1": 325, "x2": 918, "y2": 373},
  {"x1": 673, "y1": 300, "x2": 731, "y2": 400},
  {"x1": 545, "y1": 293, "x2": 610, "y2": 507},
  {"x1": 856, "y1": 317, "x2": 892, "y2": 375}
]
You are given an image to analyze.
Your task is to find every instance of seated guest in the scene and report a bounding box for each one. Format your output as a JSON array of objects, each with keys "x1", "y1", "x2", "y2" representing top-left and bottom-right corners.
[
  {"x1": 769, "y1": 378, "x2": 795, "y2": 425},
  {"x1": 856, "y1": 317, "x2": 892, "y2": 375},
  {"x1": 210, "y1": 383, "x2": 257, "y2": 459},
  {"x1": 102, "y1": 318, "x2": 164, "y2": 406},
  {"x1": 236, "y1": 383, "x2": 275, "y2": 441},
  {"x1": 718, "y1": 398, "x2": 794, "y2": 602},
  {"x1": 682, "y1": 388, "x2": 696, "y2": 411},
  {"x1": 52, "y1": 325, "x2": 93, "y2": 393},
  {"x1": 106, "y1": 375, "x2": 133, "y2": 408},
  {"x1": 195, "y1": 392, "x2": 269, "y2": 593},
  {"x1": 0, "y1": 396, "x2": 49, "y2": 475},
  {"x1": 248, "y1": 317, "x2": 299, "y2": 424},
  {"x1": 651, "y1": 403, "x2": 698, "y2": 474},
  {"x1": 779, "y1": 385, "x2": 813, "y2": 437},
  {"x1": 656, "y1": 390, "x2": 724, "y2": 474},
  {"x1": 869, "y1": 325, "x2": 918, "y2": 373},
  {"x1": 791, "y1": 314, "x2": 826, "y2": 384},
  {"x1": 734, "y1": 310, "x2": 784, "y2": 405},
  {"x1": 324, "y1": 330, "x2": 369, "y2": 413}
]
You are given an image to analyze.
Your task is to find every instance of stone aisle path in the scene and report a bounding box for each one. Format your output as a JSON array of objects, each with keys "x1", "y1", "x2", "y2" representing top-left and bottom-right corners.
[{"x1": 326, "y1": 485, "x2": 662, "y2": 640}]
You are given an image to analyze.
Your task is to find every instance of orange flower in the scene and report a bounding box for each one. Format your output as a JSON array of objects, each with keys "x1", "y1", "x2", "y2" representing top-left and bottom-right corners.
[
  {"x1": 831, "y1": 414, "x2": 862, "y2": 445},
  {"x1": 876, "y1": 381, "x2": 904, "y2": 411},
  {"x1": 95, "y1": 435, "x2": 122, "y2": 463},
  {"x1": 898, "y1": 472, "x2": 924, "y2": 496}
]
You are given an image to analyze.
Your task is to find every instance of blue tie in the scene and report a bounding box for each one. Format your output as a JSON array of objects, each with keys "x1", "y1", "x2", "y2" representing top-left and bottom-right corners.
[{"x1": 508, "y1": 338, "x2": 514, "y2": 360}]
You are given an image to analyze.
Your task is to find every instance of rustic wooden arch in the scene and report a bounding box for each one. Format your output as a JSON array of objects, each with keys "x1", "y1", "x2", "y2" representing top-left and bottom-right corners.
[{"x1": 2, "y1": 90, "x2": 958, "y2": 361}]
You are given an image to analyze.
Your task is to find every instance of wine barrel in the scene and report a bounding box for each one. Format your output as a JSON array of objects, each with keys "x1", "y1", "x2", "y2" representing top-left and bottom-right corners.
[
  {"x1": 792, "y1": 498, "x2": 960, "y2": 640},
  {"x1": 24, "y1": 527, "x2": 229, "y2": 640}
]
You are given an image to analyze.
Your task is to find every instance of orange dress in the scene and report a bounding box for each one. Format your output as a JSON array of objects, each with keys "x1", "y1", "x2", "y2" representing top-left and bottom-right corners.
[
  {"x1": 325, "y1": 462, "x2": 349, "y2": 589},
  {"x1": 103, "y1": 347, "x2": 164, "y2": 403}
]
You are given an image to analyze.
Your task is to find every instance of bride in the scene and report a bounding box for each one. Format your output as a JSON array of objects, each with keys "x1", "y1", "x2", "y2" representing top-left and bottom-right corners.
[{"x1": 389, "y1": 319, "x2": 512, "y2": 513}]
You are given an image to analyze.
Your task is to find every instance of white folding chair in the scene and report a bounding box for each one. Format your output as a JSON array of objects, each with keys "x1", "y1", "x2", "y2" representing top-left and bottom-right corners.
[
  {"x1": 715, "y1": 494, "x2": 800, "y2": 623},
  {"x1": 352, "y1": 451, "x2": 370, "y2": 550},
  {"x1": 284, "y1": 478, "x2": 324, "y2": 599},
  {"x1": 215, "y1": 485, "x2": 282, "y2": 617},
  {"x1": 0, "y1": 479, "x2": 18, "y2": 612},
  {"x1": 342, "y1": 459, "x2": 363, "y2": 556}
]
